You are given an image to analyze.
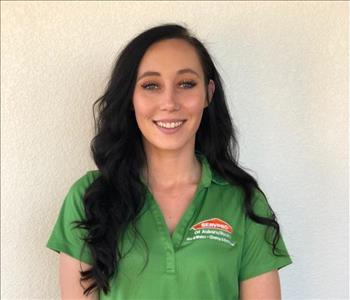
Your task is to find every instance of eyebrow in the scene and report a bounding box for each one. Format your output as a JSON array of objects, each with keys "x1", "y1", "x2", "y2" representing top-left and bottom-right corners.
[{"x1": 136, "y1": 68, "x2": 200, "y2": 82}]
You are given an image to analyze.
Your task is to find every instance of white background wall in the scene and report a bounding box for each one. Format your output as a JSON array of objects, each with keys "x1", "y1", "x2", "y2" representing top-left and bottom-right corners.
[{"x1": 1, "y1": 1, "x2": 348, "y2": 299}]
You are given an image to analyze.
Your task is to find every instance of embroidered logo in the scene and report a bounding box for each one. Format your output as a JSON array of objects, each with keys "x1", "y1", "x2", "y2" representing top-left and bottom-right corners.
[{"x1": 185, "y1": 218, "x2": 236, "y2": 247}]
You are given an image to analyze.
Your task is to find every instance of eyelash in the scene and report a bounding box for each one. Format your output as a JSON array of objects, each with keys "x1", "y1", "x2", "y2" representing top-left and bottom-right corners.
[{"x1": 141, "y1": 80, "x2": 197, "y2": 90}]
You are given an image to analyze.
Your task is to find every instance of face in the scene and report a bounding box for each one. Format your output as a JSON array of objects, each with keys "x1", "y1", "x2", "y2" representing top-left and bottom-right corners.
[{"x1": 132, "y1": 38, "x2": 215, "y2": 154}]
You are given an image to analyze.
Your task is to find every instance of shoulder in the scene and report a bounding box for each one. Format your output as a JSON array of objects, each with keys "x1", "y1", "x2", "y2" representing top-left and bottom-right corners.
[
  {"x1": 68, "y1": 170, "x2": 101, "y2": 194},
  {"x1": 63, "y1": 170, "x2": 102, "y2": 210},
  {"x1": 210, "y1": 174, "x2": 271, "y2": 217},
  {"x1": 250, "y1": 187, "x2": 273, "y2": 217}
]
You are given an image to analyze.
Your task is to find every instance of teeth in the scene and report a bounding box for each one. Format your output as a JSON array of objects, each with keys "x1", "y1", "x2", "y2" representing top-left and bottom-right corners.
[{"x1": 156, "y1": 121, "x2": 184, "y2": 128}]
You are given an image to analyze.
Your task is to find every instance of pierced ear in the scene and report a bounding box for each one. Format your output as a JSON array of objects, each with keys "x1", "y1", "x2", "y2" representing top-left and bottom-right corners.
[{"x1": 207, "y1": 79, "x2": 215, "y2": 105}]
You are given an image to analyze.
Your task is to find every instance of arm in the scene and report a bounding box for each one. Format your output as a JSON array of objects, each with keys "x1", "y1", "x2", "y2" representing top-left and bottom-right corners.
[
  {"x1": 59, "y1": 252, "x2": 99, "y2": 300},
  {"x1": 240, "y1": 270, "x2": 281, "y2": 300}
]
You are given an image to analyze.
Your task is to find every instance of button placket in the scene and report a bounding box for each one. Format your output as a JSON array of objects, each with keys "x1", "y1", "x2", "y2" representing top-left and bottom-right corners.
[
  {"x1": 171, "y1": 188, "x2": 207, "y2": 249},
  {"x1": 165, "y1": 246, "x2": 176, "y2": 273},
  {"x1": 147, "y1": 193, "x2": 176, "y2": 273}
]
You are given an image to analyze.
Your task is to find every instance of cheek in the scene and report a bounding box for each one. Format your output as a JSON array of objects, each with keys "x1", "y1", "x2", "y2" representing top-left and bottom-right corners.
[
  {"x1": 182, "y1": 93, "x2": 206, "y2": 112},
  {"x1": 133, "y1": 94, "x2": 153, "y2": 118}
]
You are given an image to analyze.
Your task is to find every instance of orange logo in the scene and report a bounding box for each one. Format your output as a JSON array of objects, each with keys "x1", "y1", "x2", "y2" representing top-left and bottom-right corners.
[{"x1": 191, "y1": 218, "x2": 233, "y2": 234}]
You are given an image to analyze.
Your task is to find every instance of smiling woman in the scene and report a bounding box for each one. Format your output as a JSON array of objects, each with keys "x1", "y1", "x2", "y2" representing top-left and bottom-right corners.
[
  {"x1": 133, "y1": 38, "x2": 215, "y2": 160},
  {"x1": 46, "y1": 23, "x2": 292, "y2": 300}
]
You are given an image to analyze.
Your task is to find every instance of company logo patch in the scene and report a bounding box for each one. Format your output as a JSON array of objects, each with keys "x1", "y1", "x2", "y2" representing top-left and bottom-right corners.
[
  {"x1": 191, "y1": 218, "x2": 233, "y2": 233},
  {"x1": 185, "y1": 218, "x2": 236, "y2": 247}
]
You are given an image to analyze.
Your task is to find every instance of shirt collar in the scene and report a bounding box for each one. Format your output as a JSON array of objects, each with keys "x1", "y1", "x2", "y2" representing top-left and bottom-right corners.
[
  {"x1": 195, "y1": 152, "x2": 211, "y2": 188},
  {"x1": 195, "y1": 152, "x2": 229, "y2": 187}
]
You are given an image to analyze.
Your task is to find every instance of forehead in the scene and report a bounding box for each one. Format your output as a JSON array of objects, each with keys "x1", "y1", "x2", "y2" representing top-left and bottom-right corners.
[{"x1": 137, "y1": 38, "x2": 203, "y2": 76}]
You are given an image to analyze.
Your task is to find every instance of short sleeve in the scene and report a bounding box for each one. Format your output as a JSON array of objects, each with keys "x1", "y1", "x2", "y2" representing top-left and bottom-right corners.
[
  {"x1": 239, "y1": 188, "x2": 293, "y2": 281},
  {"x1": 46, "y1": 170, "x2": 101, "y2": 265}
]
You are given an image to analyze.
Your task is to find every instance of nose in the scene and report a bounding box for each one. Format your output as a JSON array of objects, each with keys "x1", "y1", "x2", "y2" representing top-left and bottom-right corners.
[{"x1": 160, "y1": 86, "x2": 180, "y2": 111}]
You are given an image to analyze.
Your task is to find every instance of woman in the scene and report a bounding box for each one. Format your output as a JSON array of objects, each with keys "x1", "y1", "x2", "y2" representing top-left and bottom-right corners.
[{"x1": 47, "y1": 23, "x2": 292, "y2": 300}]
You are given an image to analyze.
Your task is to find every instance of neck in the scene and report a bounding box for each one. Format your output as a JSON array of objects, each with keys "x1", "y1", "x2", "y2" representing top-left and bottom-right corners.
[{"x1": 141, "y1": 149, "x2": 202, "y2": 191}]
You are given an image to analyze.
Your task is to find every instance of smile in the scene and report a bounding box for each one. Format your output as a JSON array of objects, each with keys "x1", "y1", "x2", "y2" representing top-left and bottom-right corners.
[
  {"x1": 153, "y1": 120, "x2": 186, "y2": 134},
  {"x1": 155, "y1": 121, "x2": 184, "y2": 128}
]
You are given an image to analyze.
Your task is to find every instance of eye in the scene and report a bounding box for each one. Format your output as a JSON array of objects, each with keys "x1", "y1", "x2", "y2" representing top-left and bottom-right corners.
[
  {"x1": 141, "y1": 82, "x2": 159, "y2": 90},
  {"x1": 179, "y1": 80, "x2": 197, "y2": 89},
  {"x1": 140, "y1": 80, "x2": 197, "y2": 91}
]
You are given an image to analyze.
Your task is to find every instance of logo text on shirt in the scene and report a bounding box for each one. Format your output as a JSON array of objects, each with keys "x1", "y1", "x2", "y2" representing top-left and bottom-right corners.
[{"x1": 185, "y1": 218, "x2": 235, "y2": 247}]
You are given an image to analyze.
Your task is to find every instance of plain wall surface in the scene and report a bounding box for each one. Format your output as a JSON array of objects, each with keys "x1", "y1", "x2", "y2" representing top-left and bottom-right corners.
[{"x1": 1, "y1": 1, "x2": 348, "y2": 299}]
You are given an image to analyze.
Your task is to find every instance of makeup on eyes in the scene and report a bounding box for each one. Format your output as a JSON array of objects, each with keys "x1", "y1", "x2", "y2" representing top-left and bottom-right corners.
[{"x1": 140, "y1": 80, "x2": 197, "y2": 90}]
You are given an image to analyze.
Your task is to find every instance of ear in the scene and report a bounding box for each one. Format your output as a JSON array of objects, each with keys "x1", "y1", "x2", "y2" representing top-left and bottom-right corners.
[{"x1": 205, "y1": 79, "x2": 215, "y2": 107}]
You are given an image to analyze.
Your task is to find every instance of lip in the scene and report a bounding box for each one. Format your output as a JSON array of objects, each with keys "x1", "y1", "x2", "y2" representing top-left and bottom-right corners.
[{"x1": 153, "y1": 120, "x2": 186, "y2": 134}]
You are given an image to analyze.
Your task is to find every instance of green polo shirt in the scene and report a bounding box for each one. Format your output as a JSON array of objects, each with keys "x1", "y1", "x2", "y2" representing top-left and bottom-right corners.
[{"x1": 46, "y1": 153, "x2": 292, "y2": 299}]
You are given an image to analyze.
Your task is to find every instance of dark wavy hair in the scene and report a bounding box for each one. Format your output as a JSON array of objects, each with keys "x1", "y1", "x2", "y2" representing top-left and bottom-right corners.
[{"x1": 72, "y1": 23, "x2": 288, "y2": 296}]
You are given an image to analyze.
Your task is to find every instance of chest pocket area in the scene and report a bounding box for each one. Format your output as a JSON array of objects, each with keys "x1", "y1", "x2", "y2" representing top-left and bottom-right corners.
[
  {"x1": 180, "y1": 218, "x2": 242, "y2": 268},
  {"x1": 183, "y1": 217, "x2": 240, "y2": 247},
  {"x1": 177, "y1": 224, "x2": 242, "y2": 286}
]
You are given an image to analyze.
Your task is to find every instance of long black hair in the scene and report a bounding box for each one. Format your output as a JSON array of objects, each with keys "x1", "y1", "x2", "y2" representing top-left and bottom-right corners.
[{"x1": 73, "y1": 23, "x2": 288, "y2": 296}]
